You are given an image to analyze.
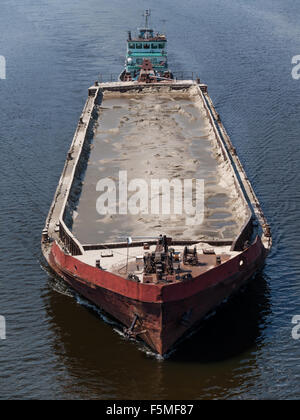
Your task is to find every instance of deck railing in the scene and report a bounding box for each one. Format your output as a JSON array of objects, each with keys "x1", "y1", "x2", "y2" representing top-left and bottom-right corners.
[
  {"x1": 59, "y1": 221, "x2": 83, "y2": 256},
  {"x1": 98, "y1": 71, "x2": 200, "y2": 83},
  {"x1": 56, "y1": 87, "x2": 100, "y2": 256}
]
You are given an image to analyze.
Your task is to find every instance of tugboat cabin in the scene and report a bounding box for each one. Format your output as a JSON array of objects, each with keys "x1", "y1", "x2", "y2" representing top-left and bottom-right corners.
[{"x1": 121, "y1": 10, "x2": 171, "y2": 81}]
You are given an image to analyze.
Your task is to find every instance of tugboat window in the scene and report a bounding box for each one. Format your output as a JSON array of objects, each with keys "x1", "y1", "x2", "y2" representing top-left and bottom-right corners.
[
  {"x1": 151, "y1": 43, "x2": 158, "y2": 49},
  {"x1": 144, "y1": 44, "x2": 150, "y2": 49},
  {"x1": 136, "y1": 43, "x2": 142, "y2": 49},
  {"x1": 129, "y1": 43, "x2": 135, "y2": 49},
  {"x1": 158, "y1": 43, "x2": 165, "y2": 49}
]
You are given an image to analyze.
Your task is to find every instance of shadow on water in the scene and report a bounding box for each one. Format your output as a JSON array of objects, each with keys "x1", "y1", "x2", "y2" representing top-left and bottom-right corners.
[
  {"x1": 41, "y1": 268, "x2": 272, "y2": 399},
  {"x1": 44, "y1": 268, "x2": 271, "y2": 364},
  {"x1": 169, "y1": 272, "x2": 271, "y2": 363}
]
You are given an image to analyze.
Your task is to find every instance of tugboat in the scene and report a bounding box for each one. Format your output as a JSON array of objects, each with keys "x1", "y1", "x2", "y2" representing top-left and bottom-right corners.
[{"x1": 119, "y1": 10, "x2": 173, "y2": 82}]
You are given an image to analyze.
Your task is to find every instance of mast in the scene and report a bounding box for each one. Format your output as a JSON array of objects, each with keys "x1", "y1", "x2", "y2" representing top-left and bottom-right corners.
[{"x1": 144, "y1": 9, "x2": 150, "y2": 29}]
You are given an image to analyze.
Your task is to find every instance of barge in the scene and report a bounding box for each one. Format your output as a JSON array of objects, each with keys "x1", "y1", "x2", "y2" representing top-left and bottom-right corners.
[{"x1": 42, "y1": 13, "x2": 271, "y2": 356}]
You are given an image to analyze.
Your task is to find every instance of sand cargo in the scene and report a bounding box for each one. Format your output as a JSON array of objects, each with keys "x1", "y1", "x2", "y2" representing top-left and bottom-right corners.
[{"x1": 42, "y1": 13, "x2": 271, "y2": 355}]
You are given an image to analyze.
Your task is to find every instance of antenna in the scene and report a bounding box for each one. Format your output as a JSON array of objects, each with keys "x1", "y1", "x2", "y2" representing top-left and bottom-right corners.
[
  {"x1": 126, "y1": 237, "x2": 132, "y2": 273},
  {"x1": 144, "y1": 9, "x2": 151, "y2": 29}
]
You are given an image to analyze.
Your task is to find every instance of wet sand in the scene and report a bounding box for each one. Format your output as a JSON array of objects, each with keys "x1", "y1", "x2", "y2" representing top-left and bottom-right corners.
[{"x1": 72, "y1": 86, "x2": 247, "y2": 244}]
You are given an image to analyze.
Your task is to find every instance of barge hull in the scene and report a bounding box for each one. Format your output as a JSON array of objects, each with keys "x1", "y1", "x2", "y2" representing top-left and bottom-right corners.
[
  {"x1": 42, "y1": 80, "x2": 271, "y2": 356},
  {"x1": 47, "y1": 235, "x2": 265, "y2": 355}
]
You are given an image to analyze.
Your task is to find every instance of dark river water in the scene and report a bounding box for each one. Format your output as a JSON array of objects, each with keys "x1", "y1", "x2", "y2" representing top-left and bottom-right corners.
[{"x1": 1, "y1": 0, "x2": 300, "y2": 400}]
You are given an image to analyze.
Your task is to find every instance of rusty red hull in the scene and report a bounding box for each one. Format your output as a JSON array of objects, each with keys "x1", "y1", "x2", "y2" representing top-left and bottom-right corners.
[{"x1": 46, "y1": 236, "x2": 266, "y2": 355}]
